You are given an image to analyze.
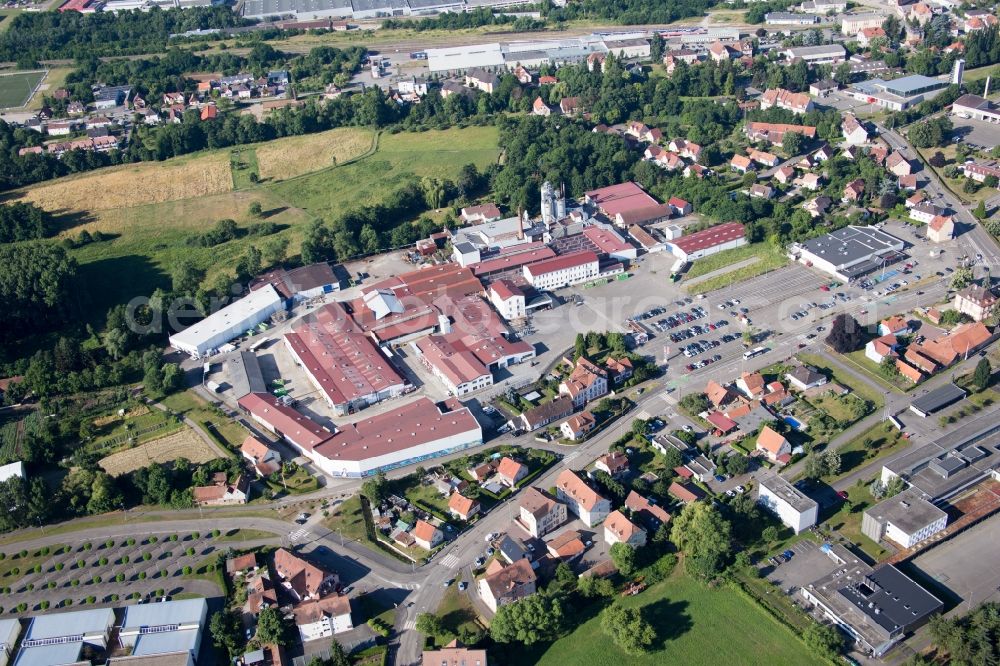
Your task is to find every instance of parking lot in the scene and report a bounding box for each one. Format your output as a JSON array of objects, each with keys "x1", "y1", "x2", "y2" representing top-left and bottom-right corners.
[
  {"x1": 909, "y1": 512, "x2": 1000, "y2": 616},
  {"x1": 951, "y1": 116, "x2": 1000, "y2": 150},
  {"x1": 764, "y1": 539, "x2": 836, "y2": 595}
]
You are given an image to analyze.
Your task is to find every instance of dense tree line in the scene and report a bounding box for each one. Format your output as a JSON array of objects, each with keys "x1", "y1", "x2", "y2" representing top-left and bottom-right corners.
[
  {"x1": 928, "y1": 602, "x2": 1000, "y2": 664},
  {"x1": 0, "y1": 241, "x2": 79, "y2": 347},
  {"x1": 383, "y1": 8, "x2": 545, "y2": 32},
  {"x1": 0, "y1": 6, "x2": 248, "y2": 61},
  {"x1": 0, "y1": 202, "x2": 53, "y2": 243},
  {"x1": 544, "y1": 0, "x2": 717, "y2": 25}
]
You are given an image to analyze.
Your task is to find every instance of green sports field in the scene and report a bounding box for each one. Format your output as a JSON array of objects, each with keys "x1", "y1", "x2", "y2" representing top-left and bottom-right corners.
[{"x1": 0, "y1": 70, "x2": 46, "y2": 108}]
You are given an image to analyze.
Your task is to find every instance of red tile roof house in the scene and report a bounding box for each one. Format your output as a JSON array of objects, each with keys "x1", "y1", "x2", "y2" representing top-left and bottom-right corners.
[
  {"x1": 274, "y1": 548, "x2": 338, "y2": 602},
  {"x1": 865, "y1": 333, "x2": 899, "y2": 364},
  {"x1": 291, "y1": 594, "x2": 353, "y2": 642},
  {"x1": 895, "y1": 359, "x2": 925, "y2": 384},
  {"x1": 736, "y1": 371, "x2": 766, "y2": 399},
  {"x1": 559, "y1": 357, "x2": 609, "y2": 407},
  {"x1": 756, "y1": 426, "x2": 791, "y2": 463},
  {"x1": 518, "y1": 487, "x2": 568, "y2": 538},
  {"x1": 668, "y1": 197, "x2": 692, "y2": 216},
  {"x1": 412, "y1": 519, "x2": 444, "y2": 550},
  {"x1": 478, "y1": 558, "x2": 537, "y2": 613},
  {"x1": 546, "y1": 530, "x2": 586, "y2": 560},
  {"x1": 605, "y1": 356, "x2": 633, "y2": 384},
  {"x1": 240, "y1": 435, "x2": 282, "y2": 477},
  {"x1": 467, "y1": 460, "x2": 498, "y2": 481},
  {"x1": 193, "y1": 474, "x2": 249, "y2": 506},
  {"x1": 625, "y1": 490, "x2": 671, "y2": 528},
  {"x1": 555, "y1": 469, "x2": 612, "y2": 527},
  {"x1": 560, "y1": 411, "x2": 596, "y2": 441},
  {"x1": 843, "y1": 178, "x2": 866, "y2": 202},
  {"x1": 731, "y1": 154, "x2": 754, "y2": 173},
  {"x1": 447, "y1": 492, "x2": 481, "y2": 521},
  {"x1": 226, "y1": 553, "x2": 259, "y2": 577},
  {"x1": 878, "y1": 315, "x2": 910, "y2": 337},
  {"x1": 603, "y1": 510, "x2": 647, "y2": 547},
  {"x1": 668, "y1": 481, "x2": 704, "y2": 504},
  {"x1": 497, "y1": 456, "x2": 529, "y2": 487},
  {"x1": 705, "y1": 380, "x2": 735, "y2": 407},
  {"x1": 595, "y1": 451, "x2": 630, "y2": 477}
]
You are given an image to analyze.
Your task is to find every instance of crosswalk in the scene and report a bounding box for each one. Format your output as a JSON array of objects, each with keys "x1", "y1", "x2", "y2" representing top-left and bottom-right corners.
[
  {"x1": 288, "y1": 528, "x2": 310, "y2": 542},
  {"x1": 439, "y1": 552, "x2": 460, "y2": 568},
  {"x1": 403, "y1": 620, "x2": 416, "y2": 631}
]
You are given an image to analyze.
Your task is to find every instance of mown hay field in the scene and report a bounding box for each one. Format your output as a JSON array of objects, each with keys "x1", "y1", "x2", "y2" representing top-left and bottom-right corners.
[
  {"x1": 100, "y1": 428, "x2": 220, "y2": 476},
  {"x1": 19, "y1": 152, "x2": 233, "y2": 212},
  {"x1": 255, "y1": 127, "x2": 374, "y2": 181}
]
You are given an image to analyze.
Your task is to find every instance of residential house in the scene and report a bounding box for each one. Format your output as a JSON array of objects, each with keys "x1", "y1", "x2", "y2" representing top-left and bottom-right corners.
[
  {"x1": 291, "y1": 595, "x2": 353, "y2": 642},
  {"x1": 814, "y1": 143, "x2": 835, "y2": 162},
  {"x1": 603, "y1": 510, "x2": 647, "y2": 547},
  {"x1": 240, "y1": 436, "x2": 281, "y2": 477},
  {"x1": 685, "y1": 455, "x2": 717, "y2": 483},
  {"x1": 795, "y1": 173, "x2": 822, "y2": 190},
  {"x1": 669, "y1": 138, "x2": 702, "y2": 161},
  {"x1": 273, "y1": 548, "x2": 338, "y2": 602},
  {"x1": 914, "y1": 322, "x2": 992, "y2": 367},
  {"x1": 546, "y1": 531, "x2": 586, "y2": 560},
  {"x1": 559, "y1": 358, "x2": 609, "y2": 407},
  {"x1": 906, "y1": 191, "x2": 926, "y2": 208},
  {"x1": 810, "y1": 79, "x2": 839, "y2": 96},
  {"x1": 895, "y1": 359, "x2": 925, "y2": 384},
  {"x1": 865, "y1": 334, "x2": 899, "y2": 364},
  {"x1": 532, "y1": 97, "x2": 551, "y2": 116},
  {"x1": 595, "y1": 451, "x2": 630, "y2": 477},
  {"x1": 774, "y1": 166, "x2": 795, "y2": 184},
  {"x1": 748, "y1": 148, "x2": 781, "y2": 167},
  {"x1": 898, "y1": 174, "x2": 918, "y2": 190},
  {"x1": 624, "y1": 490, "x2": 671, "y2": 528},
  {"x1": 857, "y1": 26, "x2": 887, "y2": 47},
  {"x1": 879, "y1": 315, "x2": 911, "y2": 337},
  {"x1": 518, "y1": 487, "x2": 567, "y2": 538},
  {"x1": 668, "y1": 481, "x2": 704, "y2": 504},
  {"x1": 605, "y1": 356, "x2": 633, "y2": 384},
  {"x1": 497, "y1": 457, "x2": 529, "y2": 487},
  {"x1": 954, "y1": 284, "x2": 998, "y2": 321},
  {"x1": 910, "y1": 202, "x2": 943, "y2": 224},
  {"x1": 447, "y1": 492, "x2": 481, "y2": 521},
  {"x1": 886, "y1": 152, "x2": 912, "y2": 177},
  {"x1": 756, "y1": 426, "x2": 791, "y2": 463},
  {"x1": 412, "y1": 520, "x2": 444, "y2": 550},
  {"x1": 843, "y1": 178, "x2": 866, "y2": 201},
  {"x1": 478, "y1": 558, "x2": 536, "y2": 613},
  {"x1": 587, "y1": 52, "x2": 606, "y2": 72},
  {"x1": 498, "y1": 534, "x2": 530, "y2": 564},
  {"x1": 804, "y1": 195, "x2": 833, "y2": 218},
  {"x1": 750, "y1": 184, "x2": 775, "y2": 199},
  {"x1": 842, "y1": 114, "x2": 868, "y2": 145},
  {"x1": 731, "y1": 154, "x2": 754, "y2": 173},
  {"x1": 519, "y1": 397, "x2": 574, "y2": 431},
  {"x1": 560, "y1": 97, "x2": 581, "y2": 116},
  {"x1": 467, "y1": 460, "x2": 498, "y2": 482},
  {"x1": 760, "y1": 88, "x2": 814, "y2": 114},
  {"x1": 737, "y1": 371, "x2": 766, "y2": 399},
  {"x1": 513, "y1": 65, "x2": 533, "y2": 84},
  {"x1": 561, "y1": 411, "x2": 596, "y2": 440},
  {"x1": 905, "y1": 347, "x2": 939, "y2": 375},
  {"x1": 705, "y1": 380, "x2": 735, "y2": 407},
  {"x1": 422, "y1": 641, "x2": 488, "y2": 666},
  {"x1": 786, "y1": 365, "x2": 828, "y2": 391},
  {"x1": 668, "y1": 196, "x2": 693, "y2": 216},
  {"x1": 193, "y1": 474, "x2": 249, "y2": 506},
  {"x1": 555, "y1": 469, "x2": 611, "y2": 527},
  {"x1": 465, "y1": 68, "x2": 499, "y2": 93},
  {"x1": 708, "y1": 40, "x2": 739, "y2": 62}
]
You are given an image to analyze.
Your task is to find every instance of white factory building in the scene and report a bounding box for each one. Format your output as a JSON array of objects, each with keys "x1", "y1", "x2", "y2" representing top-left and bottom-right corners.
[
  {"x1": 522, "y1": 250, "x2": 600, "y2": 290},
  {"x1": 757, "y1": 475, "x2": 818, "y2": 534},
  {"x1": 168, "y1": 283, "x2": 283, "y2": 358},
  {"x1": 118, "y1": 598, "x2": 208, "y2": 664},
  {"x1": 426, "y1": 33, "x2": 651, "y2": 73},
  {"x1": 861, "y1": 489, "x2": 948, "y2": 548}
]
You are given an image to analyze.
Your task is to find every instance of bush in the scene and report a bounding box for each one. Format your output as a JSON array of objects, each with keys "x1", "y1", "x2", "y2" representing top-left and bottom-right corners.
[
  {"x1": 15, "y1": 603, "x2": 25, "y2": 613},
  {"x1": 125, "y1": 538, "x2": 135, "y2": 547},
  {"x1": 192, "y1": 532, "x2": 200, "y2": 539},
  {"x1": 86, "y1": 596, "x2": 95, "y2": 604},
  {"x1": 99, "y1": 557, "x2": 108, "y2": 566},
  {"x1": 143, "y1": 553, "x2": 151, "y2": 561},
  {"x1": 212, "y1": 529, "x2": 220, "y2": 537},
  {"x1": 76, "y1": 559, "x2": 85, "y2": 569},
  {"x1": 39, "y1": 600, "x2": 48, "y2": 610},
  {"x1": 111, "y1": 594, "x2": 119, "y2": 602},
  {"x1": 93, "y1": 575, "x2": 102, "y2": 584},
  {"x1": 186, "y1": 548, "x2": 195, "y2": 556},
  {"x1": 71, "y1": 579, "x2": 79, "y2": 587},
  {"x1": 104, "y1": 540, "x2": 114, "y2": 549},
  {"x1": 116, "y1": 573, "x2": 125, "y2": 583},
  {"x1": 138, "y1": 572, "x2": 146, "y2": 580},
  {"x1": 182, "y1": 566, "x2": 192, "y2": 575},
  {"x1": 54, "y1": 563, "x2": 62, "y2": 571},
  {"x1": 149, "y1": 536, "x2": 158, "y2": 544},
  {"x1": 170, "y1": 534, "x2": 178, "y2": 541},
  {"x1": 40, "y1": 547, "x2": 50, "y2": 556},
  {"x1": 82, "y1": 543, "x2": 91, "y2": 551}
]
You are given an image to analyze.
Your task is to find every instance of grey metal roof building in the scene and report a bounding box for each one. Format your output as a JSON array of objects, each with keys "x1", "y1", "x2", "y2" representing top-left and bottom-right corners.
[
  {"x1": 243, "y1": 0, "x2": 351, "y2": 18},
  {"x1": 882, "y1": 416, "x2": 1000, "y2": 501},
  {"x1": 800, "y1": 544, "x2": 942, "y2": 657},
  {"x1": 910, "y1": 383, "x2": 966, "y2": 417},
  {"x1": 792, "y1": 225, "x2": 906, "y2": 280},
  {"x1": 225, "y1": 350, "x2": 267, "y2": 399}
]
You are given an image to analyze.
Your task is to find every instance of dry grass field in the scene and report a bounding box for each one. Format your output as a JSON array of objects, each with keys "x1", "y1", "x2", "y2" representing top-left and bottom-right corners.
[
  {"x1": 256, "y1": 127, "x2": 374, "y2": 181},
  {"x1": 100, "y1": 428, "x2": 220, "y2": 476},
  {"x1": 19, "y1": 152, "x2": 232, "y2": 212}
]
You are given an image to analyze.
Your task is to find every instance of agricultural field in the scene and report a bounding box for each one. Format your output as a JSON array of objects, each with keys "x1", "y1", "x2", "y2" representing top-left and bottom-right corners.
[
  {"x1": 0, "y1": 410, "x2": 41, "y2": 461},
  {"x1": 527, "y1": 569, "x2": 823, "y2": 666},
  {"x1": 99, "y1": 428, "x2": 220, "y2": 476},
  {"x1": 20, "y1": 152, "x2": 233, "y2": 213},
  {"x1": 15, "y1": 125, "x2": 498, "y2": 323},
  {"x1": 255, "y1": 127, "x2": 374, "y2": 181},
  {"x1": 87, "y1": 404, "x2": 184, "y2": 454},
  {"x1": 0, "y1": 69, "x2": 45, "y2": 108},
  {"x1": 160, "y1": 390, "x2": 246, "y2": 452}
]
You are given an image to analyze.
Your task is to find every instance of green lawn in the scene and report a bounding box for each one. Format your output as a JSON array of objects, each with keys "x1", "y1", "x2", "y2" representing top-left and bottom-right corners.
[
  {"x1": 88, "y1": 407, "x2": 183, "y2": 453},
  {"x1": 823, "y1": 483, "x2": 888, "y2": 561},
  {"x1": 230, "y1": 147, "x2": 259, "y2": 190},
  {"x1": 843, "y1": 350, "x2": 911, "y2": 392},
  {"x1": 808, "y1": 392, "x2": 868, "y2": 424},
  {"x1": 684, "y1": 242, "x2": 788, "y2": 280},
  {"x1": 425, "y1": 584, "x2": 483, "y2": 649},
  {"x1": 828, "y1": 420, "x2": 909, "y2": 483},
  {"x1": 267, "y1": 126, "x2": 499, "y2": 226},
  {"x1": 685, "y1": 244, "x2": 789, "y2": 295},
  {"x1": 529, "y1": 569, "x2": 824, "y2": 666},
  {"x1": 265, "y1": 464, "x2": 319, "y2": 495},
  {"x1": 797, "y1": 352, "x2": 886, "y2": 408},
  {"x1": 0, "y1": 70, "x2": 45, "y2": 108},
  {"x1": 160, "y1": 390, "x2": 245, "y2": 453},
  {"x1": 321, "y1": 495, "x2": 369, "y2": 544}
]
